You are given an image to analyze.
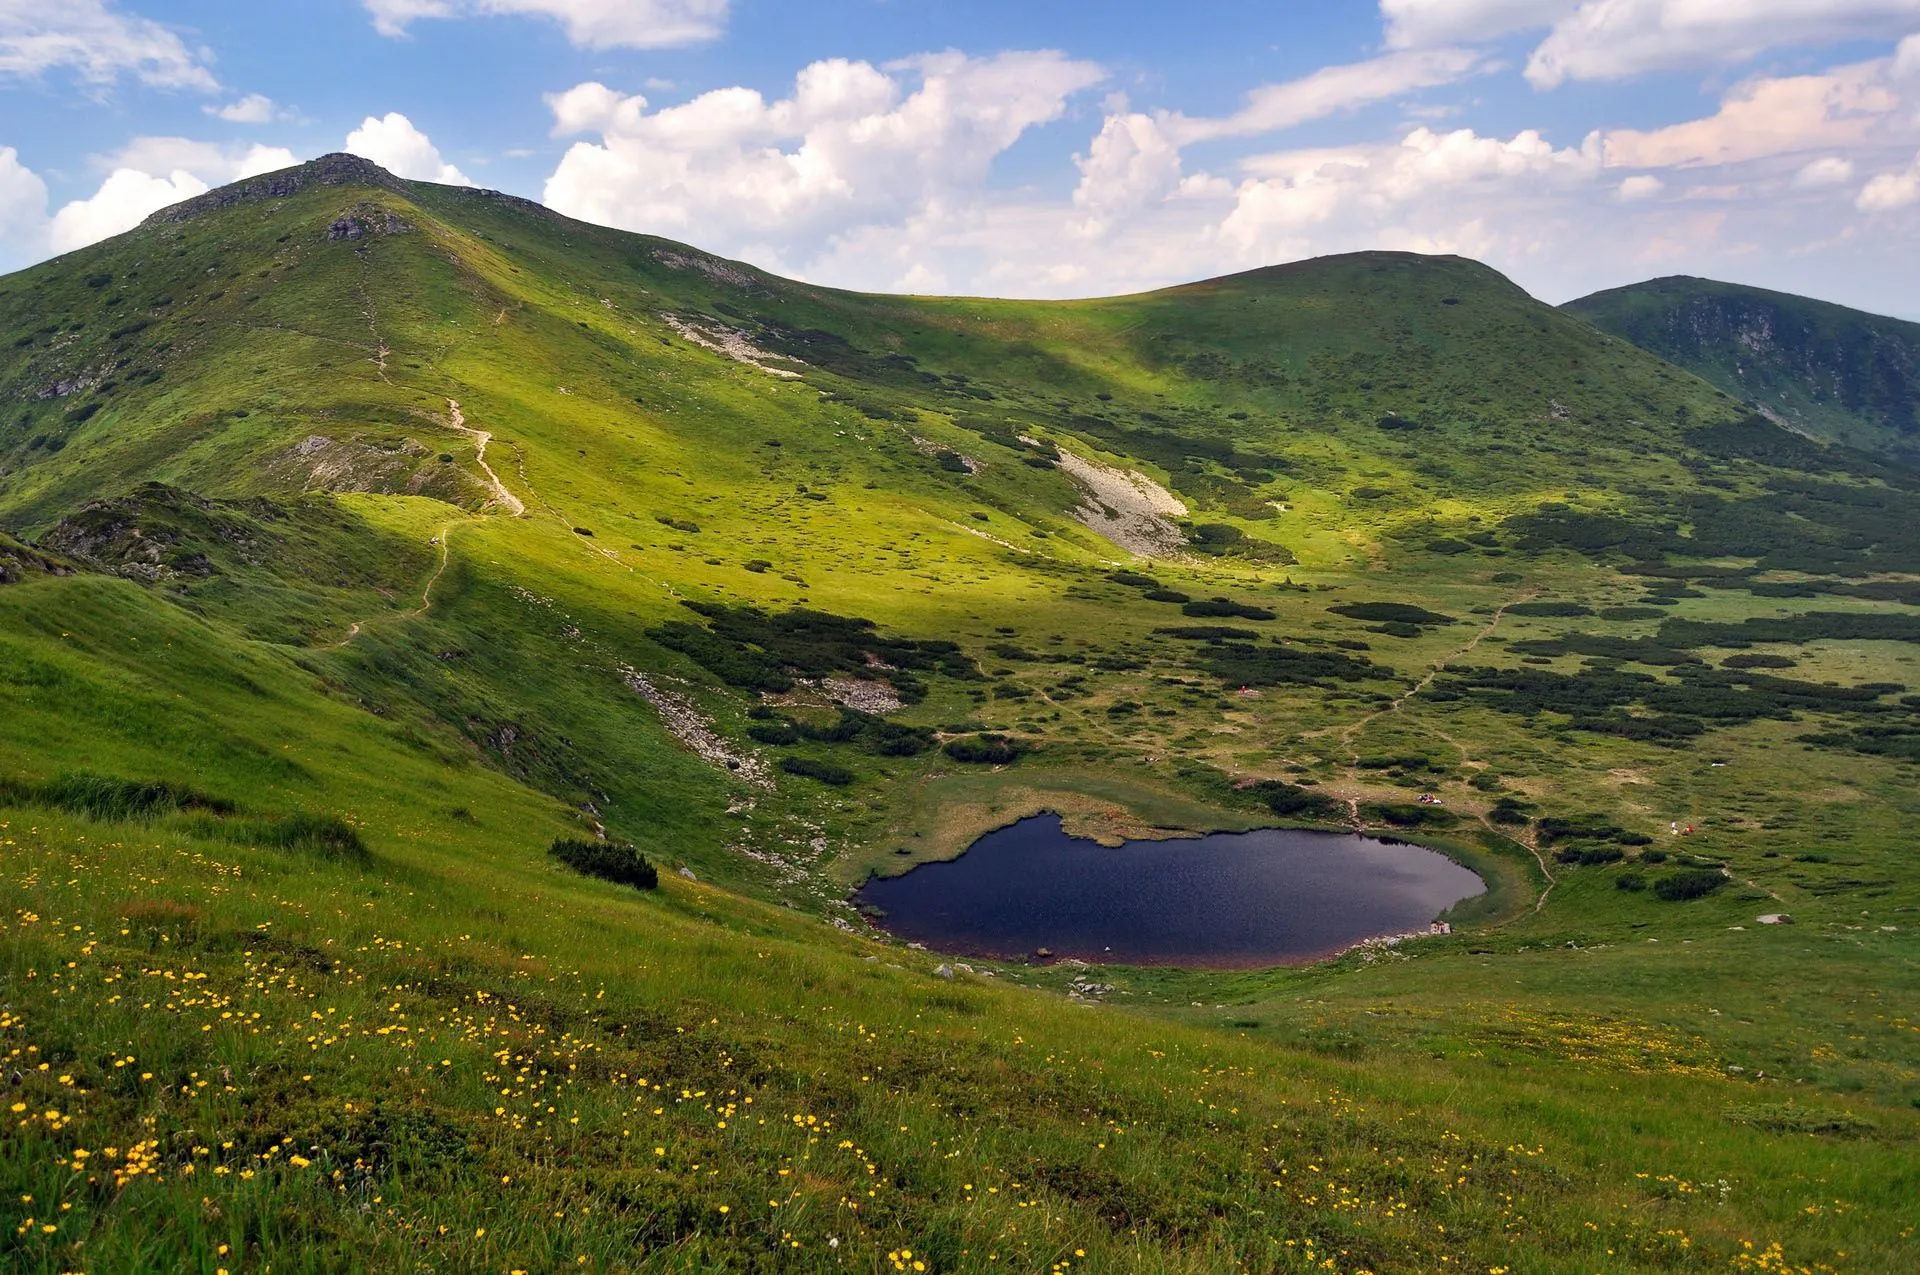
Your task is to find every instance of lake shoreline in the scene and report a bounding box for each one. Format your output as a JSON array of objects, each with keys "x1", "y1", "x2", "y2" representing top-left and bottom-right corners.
[{"x1": 856, "y1": 813, "x2": 1487, "y2": 970}]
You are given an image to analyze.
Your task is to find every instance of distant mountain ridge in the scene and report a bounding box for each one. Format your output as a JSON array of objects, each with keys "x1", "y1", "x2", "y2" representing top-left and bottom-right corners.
[{"x1": 1564, "y1": 275, "x2": 1920, "y2": 461}]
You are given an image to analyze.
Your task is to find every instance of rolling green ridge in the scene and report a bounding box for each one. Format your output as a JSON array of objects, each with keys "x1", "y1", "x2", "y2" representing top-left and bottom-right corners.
[
  {"x1": 0, "y1": 155, "x2": 1916, "y2": 1273},
  {"x1": 1565, "y1": 275, "x2": 1920, "y2": 463}
]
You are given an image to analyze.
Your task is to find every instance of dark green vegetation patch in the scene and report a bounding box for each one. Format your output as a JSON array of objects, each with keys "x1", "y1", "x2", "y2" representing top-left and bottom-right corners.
[
  {"x1": 650, "y1": 603, "x2": 979, "y2": 701},
  {"x1": 550, "y1": 836, "x2": 660, "y2": 890},
  {"x1": 1329, "y1": 602, "x2": 1457, "y2": 626}
]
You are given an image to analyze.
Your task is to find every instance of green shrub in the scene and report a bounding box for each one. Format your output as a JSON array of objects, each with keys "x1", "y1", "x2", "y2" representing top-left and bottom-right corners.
[
  {"x1": 550, "y1": 838, "x2": 658, "y2": 889},
  {"x1": 781, "y1": 756, "x2": 855, "y2": 786},
  {"x1": 1362, "y1": 802, "x2": 1459, "y2": 829},
  {"x1": 1182, "y1": 597, "x2": 1275, "y2": 621},
  {"x1": 1536, "y1": 814, "x2": 1626, "y2": 844},
  {"x1": 1722, "y1": 652, "x2": 1796, "y2": 670},
  {"x1": 1358, "y1": 753, "x2": 1429, "y2": 771},
  {"x1": 1253, "y1": 781, "x2": 1344, "y2": 822},
  {"x1": 1555, "y1": 842, "x2": 1625, "y2": 866},
  {"x1": 1507, "y1": 601, "x2": 1594, "y2": 617},
  {"x1": 1329, "y1": 602, "x2": 1457, "y2": 626},
  {"x1": 943, "y1": 735, "x2": 1029, "y2": 765},
  {"x1": 1654, "y1": 869, "x2": 1726, "y2": 901}
]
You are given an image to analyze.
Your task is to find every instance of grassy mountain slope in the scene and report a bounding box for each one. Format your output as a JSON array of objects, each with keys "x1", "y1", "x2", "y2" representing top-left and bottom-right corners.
[
  {"x1": 1565, "y1": 275, "x2": 1920, "y2": 461},
  {"x1": 1, "y1": 157, "x2": 1916, "y2": 1273}
]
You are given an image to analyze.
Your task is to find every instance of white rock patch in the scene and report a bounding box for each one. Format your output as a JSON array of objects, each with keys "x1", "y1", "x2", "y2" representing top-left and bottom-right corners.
[
  {"x1": 662, "y1": 314, "x2": 804, "y2": 378},
  {"x1": 1051, "y1": 447, "x2": 1188, "y2": 558}
]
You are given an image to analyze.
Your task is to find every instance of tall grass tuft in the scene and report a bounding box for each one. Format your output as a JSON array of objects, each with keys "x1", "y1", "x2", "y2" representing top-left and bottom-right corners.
[
  {"x1": 194, "y1": 811, "x2": 370, "y2": 862},
  {"x1": 0, "y1": 772, "x2": 233, "y2": 820}
]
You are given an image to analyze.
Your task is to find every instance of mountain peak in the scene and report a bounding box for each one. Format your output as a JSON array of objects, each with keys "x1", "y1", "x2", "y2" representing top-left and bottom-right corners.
[
  {"x1": 141, "y1": 153, "x2": 410, "y2": 229},
  {"x1": 137, "y1": 152, "x2": 563, "y2": 233}
]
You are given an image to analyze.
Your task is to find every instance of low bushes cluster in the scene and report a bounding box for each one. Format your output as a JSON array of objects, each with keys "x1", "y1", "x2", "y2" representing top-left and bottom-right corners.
[
  {"x1": 943, "y1": 734, "x2": 1029, "y2": 765},
  {"x1": 1362, "y1": 802, "x2": 1459, "y2": 829},
  {"x1": 1555, "y1": 842, "x2": 1625, "y2": 866},
  {"x1": 1654, "y1": 868, "x2": 1727, "y2": 901},
  {"x1": 780, "y1": 756, "x2": 855, "y2": 786},
  {"x1": 1252, "y1": 781, "x2": 1344, "y2": 822},
  {"x1": 649, "y1": 602, "x2": 978, "y2": 700},
  {"x1": 749, "y1": 708, "x2": 935, "y2": 757},
  {"x1": 1329, "y1": 602, "x2": 1457, "y2": 626},
  {"x1": 550, "y1": 837, "x2": 658, "y2": 889},
  {"x1": 1182, "y1": 597, "x2": 1276, "y2": 621}
]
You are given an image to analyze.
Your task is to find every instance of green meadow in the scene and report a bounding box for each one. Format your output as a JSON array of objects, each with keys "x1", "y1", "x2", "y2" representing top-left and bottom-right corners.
[{"x1": 0, "y1": 156, "x2": 1915, "y2": 1272}]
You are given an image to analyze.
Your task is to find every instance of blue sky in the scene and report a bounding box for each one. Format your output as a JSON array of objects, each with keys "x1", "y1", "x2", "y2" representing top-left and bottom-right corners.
[{"x1": 3, "y1": 1, "x2": 1920, "y2": 315}]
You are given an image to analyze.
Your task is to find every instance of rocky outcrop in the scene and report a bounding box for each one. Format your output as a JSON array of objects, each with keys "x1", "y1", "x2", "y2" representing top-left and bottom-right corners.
[
  {"x1": 328, "y1": 206, "x2": 414, "y2": 241},
  {"x1": 141, "y1": 154, "x2": 412, "y2": 227},
  {"x1": 140, "y1": 153, "x2": 565, "y2": 232},
  {"x1": 38, "y1": 484, "x2": 231, "y2": 582},
  {"x1": 0, "y1": 533, "x2": 73, "y2": 585}
]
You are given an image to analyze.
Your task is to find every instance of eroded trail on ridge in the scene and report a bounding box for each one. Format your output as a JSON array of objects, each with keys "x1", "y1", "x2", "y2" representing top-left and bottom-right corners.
[
  {"x1": 445, "y1": 399, "x2": 525, "y2": 517},
  {"x1": 1336, "y1": 594, "x2": 1529, "y2": 759},
  {"x1": 321, "y1": 400, "x2": 522, "y2": 648},
  {"x1": 1315, "y1": 593, "x2": 1561, "y2": 912}
]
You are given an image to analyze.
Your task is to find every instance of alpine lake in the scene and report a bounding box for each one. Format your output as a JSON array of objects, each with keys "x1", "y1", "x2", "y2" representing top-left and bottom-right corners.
[{"x1": 857, "y1": 813, "x2": 1487, "y2": 967}]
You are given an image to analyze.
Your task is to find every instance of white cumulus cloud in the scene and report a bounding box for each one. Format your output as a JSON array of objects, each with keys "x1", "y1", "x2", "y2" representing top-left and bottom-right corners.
[
  {"x1": 1617, "y1": 174, "x2": 1663, "y2": 200},
  {"x1": 1526, "y1": 0, "x2": 1920, "y2": 88},
  {"x1": 99, "y1": 137, "x2": 296, "y2": 182},
  {"x1": 365, "y1": 0, "x2": 727, "y2": 48},
  {"x1": 1794, "y1": 156, "x2": 1858, "y2": 187},
  {"x1": 1072, "y1": 113, "x2": 1186, "y2": 229},
  {"x1": 1382, "y1": 0, "x2": 1920, "y2": 90},
  {"x1": 345, "y1": 113, "x2": 472, "y2": 184},
  {"x1": 0, "y1": 145, "x2": 49, "y2": 265},
  {"x1": 1382, "y1": 0, "x2": 1580, "y2": 49},
  {"x1": 541, "y1": 50, "x2": 1104, "y2": 264},
  {"x1": 206, "y1": 93, "x2": 278, "y2": 124},
  {"x1": 0, "y1": 0, "x2": 218, "y2": 91},
  {"x1": 1221, "y1": 126, "x2": 1602, "y2": 257},
  {"x1": 48, "y1": 167, "x2": 207, "y2": 252},
  {"x1": 1601, "y1": 63, "x2": 1898, "y2": 169},
  {"x1": 1858, "y1": 150, "x2": 1920, "y2": 208},
  {"x1": 39, "y1": 139, "x2": 295, "y2": 254}
]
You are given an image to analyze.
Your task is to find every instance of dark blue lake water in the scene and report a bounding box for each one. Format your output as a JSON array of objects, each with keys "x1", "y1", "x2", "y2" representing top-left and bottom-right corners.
[{"x1": 856, "y1": 814, "x2": 1485, "y2": 967}]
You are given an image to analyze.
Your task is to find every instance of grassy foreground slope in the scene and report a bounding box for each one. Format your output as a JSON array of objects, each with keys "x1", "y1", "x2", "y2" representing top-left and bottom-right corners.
[
  {"x1": 1565, "y1": 276, "x2": 1920, "y2": 462},
  {"x1": 0, "y1": 157, "x2": 1916, "y2": 1272}
]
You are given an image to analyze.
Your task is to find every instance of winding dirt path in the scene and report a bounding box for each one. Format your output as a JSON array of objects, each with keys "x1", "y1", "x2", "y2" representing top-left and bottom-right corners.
[
  {"x1": 322, "y1": 399, "x2": 521, "y2": 648},
  {"x1": 408, "y1": 521, "x2": 461, "y2": 617},
  {"x1": 444, "y1": 399, "x2": 525, "y2": 517},
  {"x1": 1337, "y1": 594, "x2": 1528, "y2": 762},
  {"x1": 1319, "y1": 591, "x2": 1563, "y2": 915}
]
